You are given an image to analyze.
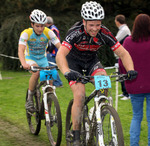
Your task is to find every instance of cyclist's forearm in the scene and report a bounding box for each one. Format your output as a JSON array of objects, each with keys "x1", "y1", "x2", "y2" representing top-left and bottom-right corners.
[
  {"x1": 56, "y1": 48, "x2": 70, "y2": 74},
  {"x1": 18, "y1": 45, "x2": 26, "y2": 66},
  {"x1": 115, "y1": 45, "x2": 134, "y2": 71},
  {"x1": 121, "y1": 53, "x2": 134, "y2": 71},
  {"x1": 56, "y1": 54, "x2": 70, "y2": 74}
]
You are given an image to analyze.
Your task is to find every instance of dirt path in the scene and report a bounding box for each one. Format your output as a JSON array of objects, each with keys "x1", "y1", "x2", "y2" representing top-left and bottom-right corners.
[{"x1": 0, "y1": 118, "x2": 51, "y2": 146}]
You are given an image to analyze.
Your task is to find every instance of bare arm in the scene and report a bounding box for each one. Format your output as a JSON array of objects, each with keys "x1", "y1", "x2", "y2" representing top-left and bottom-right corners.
[
  {"x1": 114, "y1": 45, "x2": 134, "y2": 71},
  {"x1": 55, "y1": 42, "x2": 61, "y2": 50},
  {"x1": 56, "y1": 45, "x2": 70, "y2": 74},
  {"x1": 18, "y1": 44, "x2": 30, "y2": 69}
]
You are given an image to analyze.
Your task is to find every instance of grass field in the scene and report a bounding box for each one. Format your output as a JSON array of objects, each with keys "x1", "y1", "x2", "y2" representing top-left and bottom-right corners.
[{"x1": 0, "y1": 69, "x2": 148, "y2": 146}]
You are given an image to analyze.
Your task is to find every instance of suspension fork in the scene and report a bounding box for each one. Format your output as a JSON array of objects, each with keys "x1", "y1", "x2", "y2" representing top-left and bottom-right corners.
[
  {"x1": 87, "y1": 95, "x2": 106, "y2": 146},
  {"x1": 43, "y1": 92, "x2": 50, "y2": 122},
  {"x1": 42, "y1": 84, "x2": 55, "y2": 122},
  {"x1": 94, "y1": 95, "x2": 105, "y2": 146}
]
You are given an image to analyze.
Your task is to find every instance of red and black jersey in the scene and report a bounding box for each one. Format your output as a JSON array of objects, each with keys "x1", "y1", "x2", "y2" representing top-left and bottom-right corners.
[{"x1": 62, "y1": 21, "x2": 120, "y2": 62}]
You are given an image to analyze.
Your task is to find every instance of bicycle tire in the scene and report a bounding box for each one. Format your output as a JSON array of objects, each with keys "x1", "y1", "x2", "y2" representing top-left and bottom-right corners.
[
  {"x1": 66, "y1": 99, "x2": 87, "y2": 146},
  {"x1": 66, "y1": 99, "x2": 73, "y2": 146},
  {"x1": 101, "y1": 105, "x2": 124, "y2": 146},
  {"x1": 26, "y1": 89, "x2": 41, "y2": 135},
  {"x1": 46, "y1": 93, "x2": 62, "y2": 146}
]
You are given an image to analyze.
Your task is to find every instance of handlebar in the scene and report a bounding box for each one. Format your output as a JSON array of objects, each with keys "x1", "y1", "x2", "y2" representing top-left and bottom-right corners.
[
  {"x1": 76, "y1": 73, "x2": 128, "y2": 84},
  {"x1": 30, "y1": 66, "x2": 57, "y2": 72},
  {"x1": 20, "y1": 65, "x2": 58, "y2": 72}
]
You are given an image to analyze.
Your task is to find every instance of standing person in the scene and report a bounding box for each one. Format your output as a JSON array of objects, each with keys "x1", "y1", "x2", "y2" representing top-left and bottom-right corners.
[
  {"x1": 45, "y1": 16, "x2": 63, "y2": 87},
  {"x1": 115, "y1": 14, "x2": 131, "y2": 100},
  {"x1": 119, "y1": 14, "x2": 150, "y2": 146},
  {"x1": 18, "y1": 9, "x2": 61, "y2": 113},
  {"x1": 56, "y1": 1, "x2": 137, "y2": 145},
  {"x1": 115, "y1": 14, "x2": 131, "y2": 44}
]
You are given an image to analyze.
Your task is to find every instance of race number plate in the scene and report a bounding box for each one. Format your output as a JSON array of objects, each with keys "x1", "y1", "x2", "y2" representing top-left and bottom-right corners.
[
  {"x1": 94, "y1": 75, "x2": 111, "y2": 90},
  {"x1": 40, "y1": 69, "x2": 57, "y2": 81}
]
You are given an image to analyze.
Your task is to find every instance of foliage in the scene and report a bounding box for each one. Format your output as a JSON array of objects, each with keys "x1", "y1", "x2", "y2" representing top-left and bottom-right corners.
[
  {"x1": 98, "y1": 45, "x2": 116, "y2": 67},
  {"x1": 0, "y1": 0, "x2": 149, "y2": 70},
  {"x1": 0, "y1": 14, "x2": 30, "y2": 70}
]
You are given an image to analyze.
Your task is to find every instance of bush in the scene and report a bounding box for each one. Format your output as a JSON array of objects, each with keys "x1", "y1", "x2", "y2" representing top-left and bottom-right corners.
[{"x1": 0, "y1": 14, "x2": 29, "y2": 70}]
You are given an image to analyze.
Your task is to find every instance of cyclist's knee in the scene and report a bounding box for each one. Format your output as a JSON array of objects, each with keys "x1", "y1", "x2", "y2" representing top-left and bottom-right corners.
[
  {"x1": 32, "y1": 71, "x2": 39, "y2": 79},
  {"x1": 73, "y1": 92, "x2": 85, "y2": 106},
  {"x1": 91, "y1": 68, "x2": 107, "y2": 76}
]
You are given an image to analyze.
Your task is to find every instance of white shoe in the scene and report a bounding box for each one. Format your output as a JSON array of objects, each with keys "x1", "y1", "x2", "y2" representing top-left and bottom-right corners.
[
  {"x1": 118, "y1": 94, "x2": 124, "y2": 97},
  {"x1": 120, "y1": 96, "x2": 130, "y2": 100}
]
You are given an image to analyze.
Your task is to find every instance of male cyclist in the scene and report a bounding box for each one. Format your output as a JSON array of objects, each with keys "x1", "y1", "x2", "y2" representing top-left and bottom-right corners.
[
  {"x1": 18, "y1": 9, "x2": 61, "y2": 113},
  {"x1": 56, "y1": 1, "x2": 137, "y2": 145}
]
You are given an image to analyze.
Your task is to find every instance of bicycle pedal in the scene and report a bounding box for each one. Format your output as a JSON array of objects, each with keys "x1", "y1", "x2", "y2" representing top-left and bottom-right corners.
[
  {"x1": 27, "y1": 111, "x2": 36, "y2": 116},
  {"x1": 66, "y1": 138, "x2": 73, "y2": 142}
]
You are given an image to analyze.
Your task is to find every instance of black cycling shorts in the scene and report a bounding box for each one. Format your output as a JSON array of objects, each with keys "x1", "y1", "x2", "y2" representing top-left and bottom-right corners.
[{"x1": 66, "y1": 55, "x2": 104, "y2": 76}]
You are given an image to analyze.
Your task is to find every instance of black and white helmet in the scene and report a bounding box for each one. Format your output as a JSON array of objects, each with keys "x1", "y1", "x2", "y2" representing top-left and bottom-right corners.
[
  {"x1": 30, "y1": 9, "x2": 47, "y2": 24},
  {"x1": 81, "y1": 1, "x2": 105, "y2": 20}
]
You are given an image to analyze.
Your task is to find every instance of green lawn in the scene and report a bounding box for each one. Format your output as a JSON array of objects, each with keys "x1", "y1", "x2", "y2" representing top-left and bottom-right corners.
[{"x1": 0, "y1": 69, "x2": 148, "y2": 146}]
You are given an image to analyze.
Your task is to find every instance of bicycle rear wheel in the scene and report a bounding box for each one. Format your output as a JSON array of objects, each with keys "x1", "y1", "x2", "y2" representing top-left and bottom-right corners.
[
  {"x1": 26, "y1": 89, "x2": 41, "y2": 135},
  {"x1": 46, "y1": 93, "x2": 62, "y2": 146},
  {"x1": 66, "y1": 99, "x2": 73, "y2": 146},
  {"x1": 66, "y1": 99, "x2": 87, "y2": 146},
  {"x1": 101, "y1": 105, "x2": 124, "y2": 146}
]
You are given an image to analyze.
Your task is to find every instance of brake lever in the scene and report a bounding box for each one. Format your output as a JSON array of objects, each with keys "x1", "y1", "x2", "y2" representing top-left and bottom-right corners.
[
  {"x1": 30, "y1": 66, "x2": 39, "y2": 72},
  {"x1": 116, "y1": 76, "x2": 128, "y2": 82}
]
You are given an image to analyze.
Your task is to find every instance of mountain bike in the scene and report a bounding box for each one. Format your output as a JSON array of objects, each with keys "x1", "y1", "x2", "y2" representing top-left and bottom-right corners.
[
  {"x1": 66, "y1": 73, "x2": 128, "y2": 146},
  {"x1": 25, "y1": 66, "x2": 62, "y2": 146}
]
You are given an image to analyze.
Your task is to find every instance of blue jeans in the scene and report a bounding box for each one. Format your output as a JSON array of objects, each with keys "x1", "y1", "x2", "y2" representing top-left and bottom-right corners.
[
  {"x1": 130, "y1": 93, "x2": 150, "y2": 146},
  {"x1": 47, "y1": 54, "x2": 63, "y2": 87}
]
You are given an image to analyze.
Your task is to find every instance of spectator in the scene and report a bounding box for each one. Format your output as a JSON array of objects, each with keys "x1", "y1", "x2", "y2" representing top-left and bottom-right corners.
[
  {"x1": 115, "y1": 14, "x2": 131, "y2": 100},
  {"x1": 45, "y1": 16, "x2": 63, "y2": 87},
  {"x1": 119, "y1": 14, "x2": 150, "y2": 146}
]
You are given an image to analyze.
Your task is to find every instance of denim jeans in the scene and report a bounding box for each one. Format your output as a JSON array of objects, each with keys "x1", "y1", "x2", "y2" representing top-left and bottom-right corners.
[
  {"x1": 130, "y1": 93, "x2": 150, "y2": 146},
  {"x1": 47, "y1": 54, "x2": 63, "y2": 87}
]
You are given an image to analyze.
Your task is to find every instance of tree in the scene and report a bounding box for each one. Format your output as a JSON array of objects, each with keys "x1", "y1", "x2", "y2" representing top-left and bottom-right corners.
[{"x1": 0, "y1": 0, "x2": 149, "y2": 70}]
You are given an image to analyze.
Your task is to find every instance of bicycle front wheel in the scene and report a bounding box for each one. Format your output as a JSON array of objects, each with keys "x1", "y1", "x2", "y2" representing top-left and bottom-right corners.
[
  {"x1": 101, "y1": 105, "x2": 124, "y2": 146},
  {"x1": 26, "y1": 89, "x2": 41, "y2": 135},
  {"x1": 46, "y1": 93, "x2": 62, "y2": 146}
]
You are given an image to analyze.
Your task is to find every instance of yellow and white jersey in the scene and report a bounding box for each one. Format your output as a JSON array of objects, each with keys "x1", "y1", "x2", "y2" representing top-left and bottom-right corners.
[{"x1": 19, "y1": 27, "x2": 60, "y2": 59}]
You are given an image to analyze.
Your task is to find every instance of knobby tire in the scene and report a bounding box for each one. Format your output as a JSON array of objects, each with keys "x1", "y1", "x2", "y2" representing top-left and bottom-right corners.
[
  {"x1": 46, "y1": 93, "x2": 62, "y2": 146},
  {"x1": 66, "y1": 99, "x2": 87, "y2": 146},
  {"x1": 26, "y1": 89, "x2": 41, "y2": 135},
  {"x1": 66, "y1": 99, "x2": 73, "y2": 146},
  {"x1": 101, "y1": 105, "x2": 124, "y2": 146}
]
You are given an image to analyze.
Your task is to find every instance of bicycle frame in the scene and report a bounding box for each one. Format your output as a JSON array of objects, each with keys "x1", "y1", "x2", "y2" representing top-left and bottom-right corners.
[
  {"x1": 26, "y1": 66, "x2": 62, "y2": 145},
  {"x1": 85, "y1": 90, "x2": 118, "y2": 146}
]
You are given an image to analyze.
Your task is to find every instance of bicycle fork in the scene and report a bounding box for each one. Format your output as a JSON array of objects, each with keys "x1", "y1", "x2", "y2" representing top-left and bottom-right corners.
[
  {"x1": 43, "y1": 92, "x2": 51, "y2": 123},
  {"x1": 42, "y1": 85, "x2": 55, "y2": 124},
  {"x1": 95, "y1": 96, "x2": 118, "y2": 146},
  {"x1": 94, "y1": 95, "x2": 105, "y2": 146}
]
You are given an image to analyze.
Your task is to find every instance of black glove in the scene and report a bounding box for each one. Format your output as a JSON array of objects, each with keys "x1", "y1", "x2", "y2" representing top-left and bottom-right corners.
[
  {"x1": 127, "y1": 70, "x2": 138, "y2": 80},
  {"x1": 64, "y1": 71, "x2": 79, "y2": 82}
]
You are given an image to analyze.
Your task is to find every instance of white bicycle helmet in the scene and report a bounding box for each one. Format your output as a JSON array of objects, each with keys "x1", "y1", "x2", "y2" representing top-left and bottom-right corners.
[
  {"x1": 30, "y1": 9, "x2": 47, "y2": 24},
  {"x1": 81, "y1": 1, "x2": 105, "y2": 20}
]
